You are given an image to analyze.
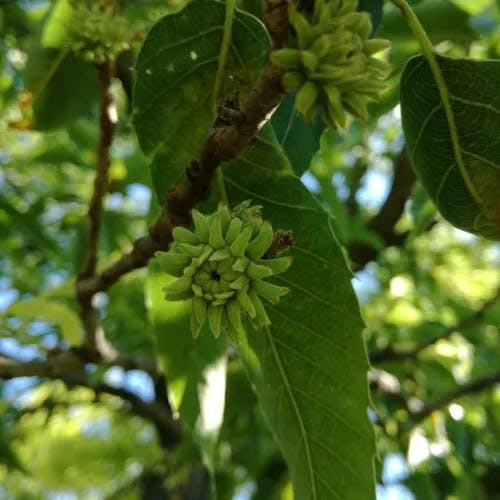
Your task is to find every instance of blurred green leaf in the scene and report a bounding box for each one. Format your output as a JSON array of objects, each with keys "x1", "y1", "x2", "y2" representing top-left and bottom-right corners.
[
  {"x1": 380, "y1": 0, "x2": 477, "y2": 46},
  {"x1": 7, "y1": 298, "x2": 81, "y2": 344},
  {"x1": 24, "y1": 48, "x2": 98, "y2": 130},
  {"x1": 0, "y1": 191, "x2": 59, "y2": 256},
  {"x1": 41, "y1": 0, "x2": 73, "y2": 49}
]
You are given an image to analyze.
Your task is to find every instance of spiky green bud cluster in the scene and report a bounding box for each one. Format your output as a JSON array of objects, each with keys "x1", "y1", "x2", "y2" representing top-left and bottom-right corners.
[
  {"x1": 271, "y1": 0, "x2": 391, "y2": 128},
  {"x1": 65, "y1": 2, "x2": 128, "y2": 63},
  {"x1": 157, "y1": 202, "x2": 292, "y2": 341}
]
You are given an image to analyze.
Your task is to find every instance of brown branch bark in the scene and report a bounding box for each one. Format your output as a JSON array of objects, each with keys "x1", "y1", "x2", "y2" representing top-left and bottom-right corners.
[
  {"x1": 0, "y1": 350, "x2": 84, "y2": 379},
  {"x1": 348, "y1": 147, "x2": 416, "y2": 269},
  {"x1": 370, "y1": 287, "x2": 500, "y2": 363},
  {"x1": 76, "y1": 61, "x2": 117, "y2": 352},
  {"x1": 0, "y1": 346, "x2": 159, "y2": 381},
  {"x1": 80, "y1": 61, "x2": 116, "y2": 279}
]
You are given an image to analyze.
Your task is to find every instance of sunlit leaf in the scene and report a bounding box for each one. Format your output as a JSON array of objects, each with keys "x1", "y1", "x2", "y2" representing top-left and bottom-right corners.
[{"x1": 223, "y1": 125, "x2": 375, "y2": 500}]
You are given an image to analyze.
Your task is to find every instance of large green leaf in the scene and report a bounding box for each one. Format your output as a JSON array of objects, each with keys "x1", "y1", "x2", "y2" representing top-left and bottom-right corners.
[
  {"x1": 133, "y1": 0, "x2": 270, "y2": 201},
  {"x1": 400, "y1": 55, "x2": 500, "y2": 240},
  {"x1": 223, "y1": 125, "x2": 375, "y2": 500}
]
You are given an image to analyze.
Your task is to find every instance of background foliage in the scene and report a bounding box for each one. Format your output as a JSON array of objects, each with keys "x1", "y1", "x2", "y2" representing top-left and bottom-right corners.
[{"x1": 1, "y1": 0, "x2": 500, "y2": 499}]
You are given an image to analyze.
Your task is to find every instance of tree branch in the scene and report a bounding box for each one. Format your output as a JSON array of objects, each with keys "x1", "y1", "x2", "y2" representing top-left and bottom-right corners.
[
  {"x1": 75, "y1": 6, "x2": 289, "y2": 300},
  {"x1": 0, "y1": 349, "x2": 84, "y2": 379},
  {"x1": 0, "y1": 345, "x2": 159, "y2": 381},
  {"x1": 370, "y1": 287, "x2": 500, "y2": 363},
  {"x1": 410, "y1": 371, "x2": 500, "y2": 424},
  {"x1": 76, "y1": 60, "x2": 117, "y2": 352},
  {"x1": 0, "y1": 349, "x2": 179, "y2": 449},
  {"x1": 80, "y1": 61, "x2": 116, "y2": 280},
  {"x1": 348, "y1": 147, "x2": 416, "y2": 269}
]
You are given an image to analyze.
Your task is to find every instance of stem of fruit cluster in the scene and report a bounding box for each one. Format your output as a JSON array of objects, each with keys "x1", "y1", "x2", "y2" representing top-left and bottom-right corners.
[
  {"x1": 217, "y1": 167, "x2": 229, "y2": 205},
  {"x1": 390, "y1": 0, "x2": 482, "y2": 206},
  {"x1": 213, "y1": 0, "x2": 236, "y2": 111},
  {"x1": 213, "y1": 0, "x2": 236, "y2": 207},
  {"x1": 389, "y1": 0, "x2": 435, "y2": 62}
]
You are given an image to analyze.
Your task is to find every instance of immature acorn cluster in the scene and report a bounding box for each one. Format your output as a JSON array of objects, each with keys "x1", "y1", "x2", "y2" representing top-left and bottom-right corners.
[
  {"x1": 156, "y1": 202, "x2": 292, "y2": 341},
  {"x1": 65, "y1": 2, "x2": 128, "y2": 63},
  {"x1": 271, "y1": 0, "x2": 391, "y2": 128}
]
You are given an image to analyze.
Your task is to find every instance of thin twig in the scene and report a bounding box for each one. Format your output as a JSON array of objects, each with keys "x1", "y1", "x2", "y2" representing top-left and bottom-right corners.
[
  {"x1": 410, "y1": 371, "x2": 500, "y2": 423},
  {"x1": 0, "y1": 350, "x2": 179, "y2": 448},
  {"x1": 0, "y1": 350, "x2": 83, "y2": 379},
  {"x1": 370, "y1": 287, "x2": 500, "y2": 363},
  {"x1": 0, "y1": 346, "x2": 159, "y2": 381}
]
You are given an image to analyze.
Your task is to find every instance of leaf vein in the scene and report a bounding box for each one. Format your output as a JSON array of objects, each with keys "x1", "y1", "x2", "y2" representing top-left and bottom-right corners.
[
  {"x1": 450, "y1": 95, "x2": 500, "y2": 117},
  {"x1": 225, "y1": 178, "x2": 320, "y2": 213},
  {"x1": 290, "y1": 385, "x2": 370, "y2": 440},
  {"x1": 268, "y1": 307, "x2": 349, "y2": 355},
  {"x1": 462, "y1": 149, "x2": 500, "y2": 171},
  {"x1": 275, "y1": 276, "x2": 346, "y2": 312}
]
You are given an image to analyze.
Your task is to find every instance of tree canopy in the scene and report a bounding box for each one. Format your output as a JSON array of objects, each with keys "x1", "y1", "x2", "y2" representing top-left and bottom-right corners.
[{"x1": 1, "y1": 1, "x2": 499, "y2": 499}]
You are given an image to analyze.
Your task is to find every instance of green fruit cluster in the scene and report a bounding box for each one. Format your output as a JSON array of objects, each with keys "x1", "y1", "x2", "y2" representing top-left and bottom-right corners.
[
  {"x1": 271, "y1": 0, "x2": 391, "y2": 128},
  {"x1": 157, "y1": 202, "x2": 292, "y2": 341},
  {"x1": 65, "y1": 2, "x2": 128, "y2": 64}
]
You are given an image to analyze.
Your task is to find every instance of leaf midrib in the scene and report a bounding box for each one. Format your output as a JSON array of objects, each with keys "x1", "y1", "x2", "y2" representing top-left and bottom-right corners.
[{"x1": 265, "y1": 327, "x2": 318, "y2": 500}]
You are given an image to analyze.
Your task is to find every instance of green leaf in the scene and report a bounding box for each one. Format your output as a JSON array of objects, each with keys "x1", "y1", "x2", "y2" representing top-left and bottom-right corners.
[
  {"x1": 271, "y1": 94, "x2": 324, "y2": 176},
  {"x1": 133, "y1": 0, "x2": 270, "y2": 201},
  {"x1": 7, "y1": 298, "x2": 81, "y2": 344},
  {"x1": 223, "y1": 125, "x2": 375, "y2": 500},
  {"x1": 24, "y1": 48, "x2": 98, "y2": 130},
  {"x1": 400, "y1": 55, "x2": 500, "y2": 240}
]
